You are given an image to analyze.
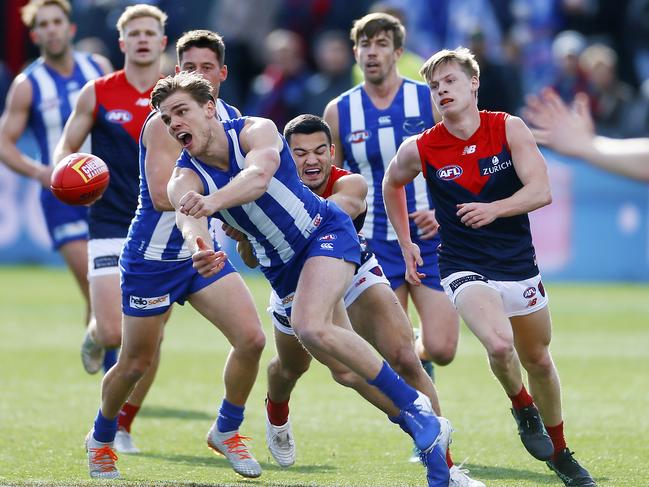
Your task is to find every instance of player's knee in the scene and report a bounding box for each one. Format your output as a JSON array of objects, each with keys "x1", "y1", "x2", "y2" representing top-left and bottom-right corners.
[
  {"x1": 117, "y1": 354, "x2": 154, "y2": 384},
  {"x1": 234, "y1": 327, "x2": 266, "y2": 358},
  {"x1": 268, "y1": 355, "x2": 310, "y2": 382},
  {"x1": 96, "y1": 326, "x2": 122, "y2": 349},
  {"x1": 386, "y1": 346, "x2": 421, "y2": 379},
  {"x1": 425, "y1": 343, "x2": 456, "y2": 366},
  {"x1": 330, "y1": 366, "x2": 360, "y2": 389},
  {"x1": 293, "y1": 323, "x2": 330, "y2": 353},
  {"x1": 486, "y1": 338, "x2": 515, "y2": 365},
  {"x1": 521, "y1": 350, "x2": 555, "y2": 377}
]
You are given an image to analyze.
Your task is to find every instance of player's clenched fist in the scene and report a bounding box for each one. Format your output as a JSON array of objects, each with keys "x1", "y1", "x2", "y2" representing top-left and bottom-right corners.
[{"x1": 179, "y1": 191, "x2": 216, "y2": 218}]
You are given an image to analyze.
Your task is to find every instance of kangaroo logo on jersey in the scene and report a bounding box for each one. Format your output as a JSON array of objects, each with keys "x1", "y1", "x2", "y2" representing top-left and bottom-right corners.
[
  {"x1": 403, "y1": 117, "x2": 426, "y2": 135},
  {"x1": 436, "y1": 165, "x2": 463, "y2": 181},
  {"x1": 347, "y1": 130, "x2": 371, "y2": 144},
  {"x1": 106, "y1": 109, "x2": 133, "y2": 124}
]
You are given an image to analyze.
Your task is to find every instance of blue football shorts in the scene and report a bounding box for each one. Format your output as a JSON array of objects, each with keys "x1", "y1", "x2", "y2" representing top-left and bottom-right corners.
[{"x1": 41, "y1": 189, "x2": 88, "y2": 249}]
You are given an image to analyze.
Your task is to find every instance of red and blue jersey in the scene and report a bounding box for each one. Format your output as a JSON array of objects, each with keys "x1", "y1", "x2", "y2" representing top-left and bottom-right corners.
[
  {"x1": 89, "y1": 70, "x2": 156, "y2": 239},
  {"x1": 417, "y1": 111, "x2": 538, "y2": 280}
]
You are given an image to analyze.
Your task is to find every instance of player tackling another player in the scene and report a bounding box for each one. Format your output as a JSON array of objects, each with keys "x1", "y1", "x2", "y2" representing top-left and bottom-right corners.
[{"x1": 383, "y1": 47, "x2": 596, "y2": 487}]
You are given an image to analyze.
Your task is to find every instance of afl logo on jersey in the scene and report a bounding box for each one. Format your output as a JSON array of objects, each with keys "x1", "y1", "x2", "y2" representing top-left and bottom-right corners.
[
  {"x1": 347, "y1": 130, "x2": 371, "y2": 144},
  {"x1": 436, "y1": 165, "x2": 463, "y2": 181},
  {"x1": 403, "y1": 117, "x2": 426, "y2": 135},
  {"x1": 106, "y1": 109, "x2": 133, "y2": 124},
  {"x1": 523, "y1": 287, "x2": 537, "y2": 299}
]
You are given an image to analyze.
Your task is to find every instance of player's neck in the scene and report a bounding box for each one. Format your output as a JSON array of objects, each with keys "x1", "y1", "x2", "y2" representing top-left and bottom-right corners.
[
  {"x1": 442, "y1": 107, "x2": 481, "y2": 140},
  {"x1": 198, "y1": 119, "x2": 229, "y2": 170},
  {"x1": 123, "y1": 59, "x2": 161, "y2": 93},
  {"x1": 363, "y1": 71, "x2": 402, "y2": 109},
  {"x1": 42, "y1": 47, "x2": 75, "y2": 76}
]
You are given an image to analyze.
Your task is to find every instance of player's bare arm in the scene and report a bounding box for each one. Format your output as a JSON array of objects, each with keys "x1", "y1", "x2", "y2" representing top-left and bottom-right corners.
[
  {"x1": 457, "y1": 116, "x2": 552, "y2": 229},
  {"x1": 222, "y1": 222, "x2": 259, "y2": 269},
  {"x1": 168, "y1": 167, "x2": 225, "y2": 277},
  {"x1": 144, "y1": 113, "x2": 182, "y2": 211},
  {"x1": 383, "y1": 137, "x2": 426, "y2": 285},
  {"x1": 329, "y1": 173, "x2": 367, "y2": 219},
  {"x1": 526, "y1": 88, "x2": 649, "y2": 181},
  {"x1": 323, "y1": 101, "x2": 345, "y2": 167},
  {"x1": 0, "y1": 75, "x2": 51, "y2": 186},
  {"x1": 180, "y1": 117, "x2": 281, "y2": 218},
  {"x1": 53, "y1": 80, "x2": 97, "y2": 164}
]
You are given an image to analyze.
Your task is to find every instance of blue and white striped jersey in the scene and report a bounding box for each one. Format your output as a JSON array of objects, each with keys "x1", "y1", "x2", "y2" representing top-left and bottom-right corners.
[
  {"x1": 122, "y1": 99, "x2": 238, "y2": 262},
  {"x1": 24, "y1": 52, "x2": 103, "y2": 166},
  {"x1": 176, "y1": 117, "x2": 330, "y2": 269},
  {"x1": 335, "y1": 79, "x2": 436, "y2": 241}
]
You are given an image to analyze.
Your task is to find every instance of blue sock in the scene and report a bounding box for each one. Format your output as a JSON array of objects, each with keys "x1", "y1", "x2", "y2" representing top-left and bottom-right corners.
[
  {"x1": 367, "y1": 361, "x2": 418, "y2": 410},
  {"x1": 103, "y1": 348, "x2": 118, "y2": 373},
  {"x1": 216, "y1": 399, "x2": 244, "y2": 433},
  {"x1": 93, "y1": 409, "x2": 118, "y2": 443}
]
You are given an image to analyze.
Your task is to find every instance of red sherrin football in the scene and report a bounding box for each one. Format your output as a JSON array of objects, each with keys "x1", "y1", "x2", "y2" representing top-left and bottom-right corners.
[{"x1": 50, "y1": 153, "x2": 110, "y2": 206}]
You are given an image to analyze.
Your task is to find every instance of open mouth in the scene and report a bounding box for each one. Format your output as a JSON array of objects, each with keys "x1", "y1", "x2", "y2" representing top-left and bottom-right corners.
[
  {"x1": 303, "y1": 167, "x2": 321, "y2": 177},
  {"x1": 177, "y1": 132, "x2": 193, "y2": 148},
  {"x1": 440, "y1": 98, "x2": 453, "y2": 106},
  {"x1": 136, "y1": 48, "x2": 150, "y2": 54}
]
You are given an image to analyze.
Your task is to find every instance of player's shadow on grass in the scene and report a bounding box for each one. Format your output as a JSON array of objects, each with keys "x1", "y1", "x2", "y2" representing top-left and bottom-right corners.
[
  {"x1": 138, "y1": 451, "x2": 334, "y2": 474},
  {"x1": 139, "y1": 405, "x2": 214, "y2": 421},
  {"x1": 464, "y1": 462, "x2": 608, "y2": 484}
]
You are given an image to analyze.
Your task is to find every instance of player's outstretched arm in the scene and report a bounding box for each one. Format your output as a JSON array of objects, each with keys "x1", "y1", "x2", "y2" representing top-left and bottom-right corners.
[
  {"x1": 329, "y1": 173, "x2": 368, "y2": 219},
  {"x1": 168, "y1": 167, "x2": 226, "y2": 277},
  {"x1": 457, "y1": 116, "x2": 552, "y2": 229},
  {"x1": 53, "y1": 81, "x2": 96, "y2": 165},
  {"x1": 383, "y1": 137, "x2": 425, "y2": 285},
  {"x1": 0, "y1": 76, "x2": 51, "y2": 186},
  {"x1": 143, "y1": 114, "x2": 182, "y2": 212},
  {"x1": 525, "y1": 88, "x2": 649, "y2": 182},
  {"x1": 323, "y1": 100, "x2": 345, "y2": 167},
  {"x1": 179, "y1": 117, "x2": 282, "y2": 218}
]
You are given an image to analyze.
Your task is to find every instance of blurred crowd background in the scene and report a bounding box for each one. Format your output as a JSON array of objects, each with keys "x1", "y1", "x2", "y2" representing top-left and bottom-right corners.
[
  {"x1": 1, "y1": 0, "x2": 649, "y2": 281},
  {"x1": 3, "y1": 0, "x2": 649, "y2": 137}
]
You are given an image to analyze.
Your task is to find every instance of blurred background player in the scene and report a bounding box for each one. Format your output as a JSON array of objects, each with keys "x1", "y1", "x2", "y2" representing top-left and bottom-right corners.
[
  {"x1": 0, "y1": 0, "x2": 111, "y2": 363},
  {"x1": 53, "y1": 3, "x2": 168, "y2": 454},
  {"x1": 383, "y1": 47, "x2": 595, "y2": 487},
  {"x1": 84, "y1": 30, "x2": 267, "y2": 480},
  {"x1": 254, "y1": 113, "x2": 483, "y2": 487},
  {"x1": 324, "y1": 12, "x2": 459, "y2": 402}
]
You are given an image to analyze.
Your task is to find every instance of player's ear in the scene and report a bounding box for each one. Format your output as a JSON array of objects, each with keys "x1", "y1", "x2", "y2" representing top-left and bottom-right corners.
[
  {"x1": 330, "y1": 144, "x2": 335, "y2": 160},
  {"x1": 219, "y1": 64, "x2": 228, "y2": 82},
  {"x1": 175, "y1": 65, "x2": 180, "y2": 74}
]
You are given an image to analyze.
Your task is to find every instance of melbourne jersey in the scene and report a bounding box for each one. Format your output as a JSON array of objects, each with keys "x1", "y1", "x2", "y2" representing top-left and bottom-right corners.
[
  {"x1": 321, "y1": 165, "x2": 367, "y2": 232},
  {"x1": 89, "y1": 70, "x2": 156, "y2": 239},
  {"x1": 176, "y1": 117, "x2": 332, "y2": 271},
  {"x1": 417, "y1": 111, "x2": 539, "y2": 280},
  {"x1": 25, "y1": 52, "x2": 104, "y2": 166},
  {"x1": 335, "y1": 78, "x2": 436, "y2": 242},
  {"x1": 123, "y1": 99, "x2": 239, "y2": 262}
]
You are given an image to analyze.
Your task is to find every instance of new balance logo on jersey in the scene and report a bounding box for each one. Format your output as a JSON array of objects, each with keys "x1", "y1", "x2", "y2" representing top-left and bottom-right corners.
[
  {"x1": 129, "y1": 294, "x2": 170, "y2": 310},
  {"x1": 135, "y1": 97, "x2": 150, "y2": 106},
  {"x1": 462, "y1": 145, "x2": 477, "y2": 155},
  {"x1": 436, "y1": 165, "x2": 463, "y2": 181}
]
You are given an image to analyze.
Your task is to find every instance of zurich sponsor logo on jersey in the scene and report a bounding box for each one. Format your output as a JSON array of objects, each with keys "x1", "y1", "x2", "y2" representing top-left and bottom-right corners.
[
  {"x1": 106, "y1": 109, "x2": 133, "y2": 124},
  {"x1": 479, "y1": 153, "x2": 512, "y2": 175},
  {"x1": 523, "y1": 286, "x2": 537, "y2": 299},
  {"x1": 318, "y1": 233, "x2": 337, "y2": 241},
  {"x1": 347, "y1": 129, "x2": 371, "y2": 144},
  {"x1": 436, "y1": 165, "x2": 463, "y2": 181},
  {"x1": 403, "y1": 117, "x2": 426, "y2": 135}
]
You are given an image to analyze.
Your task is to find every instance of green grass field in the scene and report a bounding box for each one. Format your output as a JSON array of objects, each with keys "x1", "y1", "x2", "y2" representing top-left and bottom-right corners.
[{"x1": 0, "y1": 266, "x2": 647, "y2": 486}]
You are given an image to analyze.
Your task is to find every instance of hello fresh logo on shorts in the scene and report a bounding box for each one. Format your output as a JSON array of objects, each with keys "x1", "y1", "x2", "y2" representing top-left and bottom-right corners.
[{"x1": 130, "y1": 294, "x2": 170, "y2": 310}]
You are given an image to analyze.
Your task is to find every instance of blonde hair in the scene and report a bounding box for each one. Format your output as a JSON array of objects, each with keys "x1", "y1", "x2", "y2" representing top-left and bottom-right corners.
[
  {"x1": 21, "y1": 0, "x2": 71, "y2": 29},
  {"x1": 420, "y1": 47, "x2": 480, "y2": 86},
  {"x1": 150, "y1": 71, "x2": 214, "y2": 111},
  {"x1": 116, "y1": 4, "x2": 167, "y2": 38}
]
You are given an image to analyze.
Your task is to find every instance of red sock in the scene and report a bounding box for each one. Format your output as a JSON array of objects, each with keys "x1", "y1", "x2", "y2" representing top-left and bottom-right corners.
[
  {"x1": 446, "y1": 447, "x2": 453, "y2": 468},
  {"x1": 545, "y1": 421, "x2": 567, "y2": 459},
  {"x1": 508, "y1": 385, "x2": 534, "y2": 410},
  {"x1": 266, "y1": 395, "x2": 289, "y2": 426},
  {"x1": 117, "y1": 402, "x2": 140, "y2": 433}
]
